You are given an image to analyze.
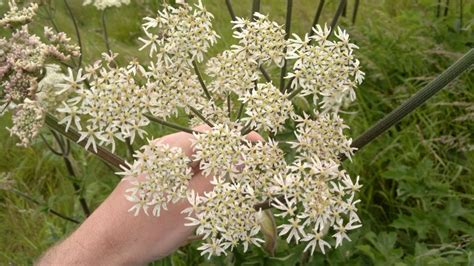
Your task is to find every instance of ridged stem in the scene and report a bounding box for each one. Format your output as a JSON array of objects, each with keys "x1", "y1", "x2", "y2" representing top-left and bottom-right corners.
[{"x1": 44, "y1": 113, "x2": 126, "y2": 170}]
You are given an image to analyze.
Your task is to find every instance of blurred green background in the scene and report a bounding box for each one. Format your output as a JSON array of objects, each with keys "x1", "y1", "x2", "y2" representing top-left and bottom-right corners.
[{"x1": 0, "y1": 0, "x2": 473, "y2": 265}]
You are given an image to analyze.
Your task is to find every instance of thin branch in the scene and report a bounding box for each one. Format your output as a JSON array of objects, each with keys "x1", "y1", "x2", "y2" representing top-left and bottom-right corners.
[
  {"x1": 101, "y1": 8, "x2": 112, "y2": 54},
  {"x1": 444, "y1": 0, "x2": 450, "y2": 16},
  {"x1": 310, "y1": 0, "x2": 326, "y2": 35},
  {"x1": 44, "y1": 113, "x2": 127, "y2": 170},
  {"x1": 63, "y1": 0, "x2": 83, "y2": 68},
  {"x1": 251, "y1": 0, "x2": 260, "y2": 18},
  {"x1": 188, "y1": 106, "x2": 215, "y2": 128},
  {"x1": 436, "y1": 0, "x2": 441, "y2": 17},
  {"x1": 144, "y1": 113, "x2": 200, "y2": 135},
  {"x1": 350, "y1": 48, "x2": 474, "y2": 151},
  {"x1": 125, "y1": 137, "x2": 135, "y2": 159},
  {"x1": 280, "y1": 0, "x2": 293, "y2": 92},
  {"x1": 352, "y1": 0, "x2": 360, "y2": 25},
  {"x1": 10, "y1": 189, "x2": 80, "y2": 224},
  {"x1": 227, "y1": 93, "x2": 232, "y2": 118},
  {"x1": 329, "y1": 0, "x2": 347, "y2": 36},
  {"x1": 236, "y1": 103, "x2": 245, "y2": 121},
  {"x1": 287, "y1": 86, "x2": 303, "y2": 100},
  {"x1": 40, "y1": 134, "x2": 63, "y2": 156},
  {"x1": 192, "y1": 61, "x2": 212, "y2": 100},
  {"x1": 44, "y1": 3, "x2": 60, "y2": 33}
]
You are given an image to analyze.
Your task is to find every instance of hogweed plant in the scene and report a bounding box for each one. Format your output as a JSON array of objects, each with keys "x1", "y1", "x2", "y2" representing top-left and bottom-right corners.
[
  {"x1": 1, "y1": 0, "x2": 472, "y2": 261},
  {"x1": 1, "y1": 1, "x2": 364, "y2": 256}
]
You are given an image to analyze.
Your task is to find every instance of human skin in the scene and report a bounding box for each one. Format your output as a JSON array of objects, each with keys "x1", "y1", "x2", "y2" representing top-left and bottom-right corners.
[{"x1": 37, "y1": 126, "x2": 262, "y2": 265}]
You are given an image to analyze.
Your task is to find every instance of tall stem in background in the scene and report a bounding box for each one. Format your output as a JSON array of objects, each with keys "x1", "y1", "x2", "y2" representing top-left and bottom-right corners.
[
  {"x1": 444, "y1": 0, "x2": 450, "y2": 16},
  {"x1": 279, "y1": 0, "x2": 293, "y2": 92},
  {"x1": 352, "y1": 0, "x2": 360, "y2": 25},
  {"x1": 329, "y1": 0, "x2": 347, "y2": 36},
  {"x1": 63, "y1": 0, "x2": 83, "y2": 68},
  {"x1": 10, "y1": 189, "x2": 80, "y2": 224},
  {"x1": 101, "y1": 8, "x2": 112, "y2": 54},
  {"x1": 49, "y1": 130, "x2": 91, "y2": 217}
]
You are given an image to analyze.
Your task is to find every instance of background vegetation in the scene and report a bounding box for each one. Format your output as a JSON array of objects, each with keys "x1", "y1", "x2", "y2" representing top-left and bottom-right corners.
[{"x1": 0, "y1": 0, "x2": 473, "y2": 264}]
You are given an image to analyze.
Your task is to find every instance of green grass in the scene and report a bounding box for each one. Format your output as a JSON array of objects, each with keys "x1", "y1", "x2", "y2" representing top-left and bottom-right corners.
[{"x1": 1, "y1": 0, "x2": 473, "y2": 265}]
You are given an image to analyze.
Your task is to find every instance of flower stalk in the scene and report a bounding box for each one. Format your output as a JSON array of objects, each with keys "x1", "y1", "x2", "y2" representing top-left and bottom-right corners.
[{"x1": 44, "y1": 113, "x2": 126, "y2": 170}]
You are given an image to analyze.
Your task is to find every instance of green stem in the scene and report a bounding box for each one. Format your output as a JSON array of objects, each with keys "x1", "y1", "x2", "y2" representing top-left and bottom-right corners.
[
  {"x1": 352, "y1": 0, "x2": 360, "y2": 25},
  {"x1": 144, "y1": 114, "x2": 200, "y2": 135},
  {"x1": 63, "y1": 0, "x2": 83, "y2": 68},
  {"x1": 188, "y1": 106, "x2": 215, "y2": 128},
  {"x1": 350, "y1": 48, "x2": 474, "y2": 151},
  {"x1": 44, "y1": 113, "x2": 126, "y2": 170},
  {"x1": 125, "y1": 137, "x2": 135, "y2": 159},
  {"x1": 192, "y1": 61, "x2": 211, "y2": 100},
  {"x1": 251, "y1": 0, "x2": 260, "y2": 19},
  {"x1": 10, "y1": 189, "x2": 80, "y2": 224},
  {"x1": 329, "y1": 0, "x2": 347, "y2": 36},
  {"x1": 101, "y1": 8, "x2": 112, "y2": 54},
  {"x1": 280, "y1": 0, "x2": 293, "y2": 92},
  {"x1": 227, "y1": 93, "x2": 232, "y2": 118},
  {"x1": 287, "y1": 86, "x2": 303, "y2": 100}
]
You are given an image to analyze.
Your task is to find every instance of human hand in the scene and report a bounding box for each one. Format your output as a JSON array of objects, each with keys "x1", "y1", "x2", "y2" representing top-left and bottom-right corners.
[{"x1": 38, "y1": 126, "x2": 263, "y2": 265}]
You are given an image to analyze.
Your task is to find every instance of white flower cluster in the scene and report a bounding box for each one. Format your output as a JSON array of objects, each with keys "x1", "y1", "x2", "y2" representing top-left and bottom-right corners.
[
  {"x1": 145, "y1": 58, "x2": 202, "y2": 120},
  {"x1": 184, "y1": 179, "x2": 263, "y2": 258},
  {"x1": 83, "y1": 0, "x2": 130, "y2": 10},
  {"x1": 287, "y1": 25, "x2": 365, "y2": 112},
  {"x1": 192, "y1": 124, "x2": 245, "y2": 179},
  {"x1": 119, "y1": 141, "x2": 193, "y2": 216},
  {"x1": 43, "y1": 1, "x2": 365, "y2": 258},
  {"x1": 0, "y1": 0, "x2": 38, "y2": 28},
  {"x1": 36, "y1": 64, "x2": 69, "y2": 112},
  {"x1": 206, "y1": 50, "x2": 258, "y2": 98},
  {"x1": 270, "y1": 112, "x2": 361, "y2": 255},
  {"x1": 7, "y1": 99, "x2": 44, "y2": 147},
  {"x1": 232, "y1": 12, "x2": 287, "y2": 66},
  {"x1": 188, "y1": 100, "x2": 231, "y2": 128},
  {"x1": 140, "y1": 1, "x2": 218, "y2": 63},
  {"x1": 57, "y1": 54, "x2": 150, "y2": 152},
  {"x1": 240, "y1": 82, "x2": 294, "y2": 133},
  {"x1": 292, "y1": 112, "x2": 355, "y2": 163}
]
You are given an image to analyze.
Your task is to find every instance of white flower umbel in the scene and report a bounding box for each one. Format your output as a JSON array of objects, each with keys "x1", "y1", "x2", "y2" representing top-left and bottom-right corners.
[
  {"x1": 292, "y1": 112, "x2": 355, "y2": 163},
  {"x1": 83, "y1": 0, "x2": 130, "y2": 10},
  {"x1": 119, "y1": 141, "x2": 193, "y2": 216},
  {"x1": 145, "y1": 58, "x2": 202, "y2": 120},
  {"x1": 286, "y1": 25, "x2": 365, "y2": 112},
  {"x1": 240, "y1": 139, "x2": 288, "y2": 200},
  {"x1": 7, "y1": 99, "x2": 44, "y2": 147},
  {"x1": 206, "y1": 50, "x2": 259, "y2": 98},
  {"x1": 274, "y1": 158, "x2": 362, "y2": 255},
  {"x1": 189, "y1": 99, "x2": 231, "y2": 128},
  {"x1": 240, "y1": 82, "x2": 294, "y2": 133},
  {"x1": 183, "y1": 179, "x2": 264, "y2": 258},
  {"x1": 139, "y1": 1, "x2": 219, "y2": 63},
  {"x1": 57, "y1": 54, "x2": 150, "y2": 152},
  {"x1": 232, "y1": 12, "x2": 286, "y2": 67},
  {"x1": 36, "y1": 64, "x2": 68, "y2": 111},
  {"x1": 192, "y1": 124, "x2": 245, "y2": 179}
]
